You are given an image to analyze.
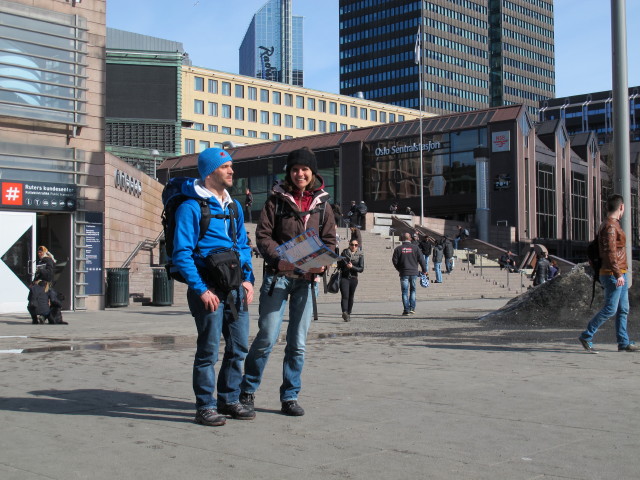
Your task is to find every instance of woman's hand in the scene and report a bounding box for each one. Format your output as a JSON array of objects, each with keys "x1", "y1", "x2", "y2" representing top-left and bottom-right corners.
[{"x1": 277, "y1": 260, "x2": 296, "y2": 271}]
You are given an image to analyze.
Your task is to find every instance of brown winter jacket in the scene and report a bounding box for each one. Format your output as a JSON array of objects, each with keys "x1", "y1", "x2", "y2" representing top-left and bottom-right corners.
[
  {"x1": 598, "y1": 217, "x2": 627, "y2": 278},
  {"x1": 256, "y1": 177, "x2": 336, "y2": 271}
]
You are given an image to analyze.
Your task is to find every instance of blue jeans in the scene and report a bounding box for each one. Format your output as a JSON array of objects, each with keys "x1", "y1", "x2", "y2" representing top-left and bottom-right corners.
[
  {"x1": 187, "y1": 287, "x2": 249, "y2": 411},
  {"x1": 400, "y1": 275, "x2": 417, "y2": 312},
  {"x1": 453, "y1": 238, "x2": 460, "y2": 250},
  {"x1": 445, "y1": 257, "x2": 454, "y2": 273},
  {"x1": 581, "y1": 273, "x2": 630, "y2": 347},
  {"x1": 241, "y1": 274, "x2": 317, "y2": 402},
  {"x1": 434, "y1": 262, "x2": 443, "y2": 283},
  {"x1": 424, "y1": 255, "x2": 430, "y2": 273}
]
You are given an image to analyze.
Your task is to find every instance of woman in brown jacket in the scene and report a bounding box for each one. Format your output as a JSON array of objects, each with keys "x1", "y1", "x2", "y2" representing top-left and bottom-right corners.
[{"x1": 240, "y1": 147, "x2": 336, "y2": 417}]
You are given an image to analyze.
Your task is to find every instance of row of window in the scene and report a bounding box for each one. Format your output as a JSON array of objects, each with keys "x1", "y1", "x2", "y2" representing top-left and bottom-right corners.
[
  {"x1": 426, "y1": 2, "x2": 489, "y2": 30},
  {"x1": 426, "y1": 33, "x2": 488, "y2": 59},
  {"x1": 502, "y1": 13, "x2": 554, "y2": 39},
  {"x1": 425, "y1": 50, "x2": 489, "y2": 74},
  {"x1": 425, "y1": 17, "x2": 488, "y2": 44},
  {"x1": 425, "y1": 81, "x2": 489, "y2": 104},
  {"x1": 426, "y1": 66, "x2": 489, "y2": 89},
  {"x1": 340, "y1": 51, "x2": 414, "y2": 74},
  {"x1": 503, "y1": 0, "x2": 554, "y2": 25},
  {"x1": 504, "y1": 86, "x2": 552, "y2": 103},
  {"x1": 192, "y1": 87, "x2": 409, "y2": 118},
  {"x1": 522, "y1": 0, "x2": 554, "y2": 13},
  {"x1": 352, "y1": 82, "x2": 421, "y2": 102},
  {"x1": 504, "y1": 71, "x2": 554, "y2": 92},
  {"x1": 341, "y1": 66, "x2": 417, "y2": 88},
  {"x1": 340, "y1": 34, "x2": 413, "y2": 59},
  {"x1": 503, "y1": 56, "x2": 554, "y2": 80},
  {"x1": 193, "y1": 99, "x2": 404, "y2": 123},
  {"x1": 195, "y1": 99, "x2": 406, "y2": 123},
  {"x1": 340, "y1": 18, "x2": 417, "y2": 45},
  {"x1": 443, "y1": 0, "x2": 487, "y2": 15},
  {"x1": 339, "y1": 0, "x2": 396, "y2": 14},
  {"x1": 503, "y1": 28, "x2": 554, "y2": 52},
  {"x1": 502, "y1": 41, "x2": 555, "y2": 65},
  {"x1": 339, "y1": 2, "x2": 421, "y2": 28}
]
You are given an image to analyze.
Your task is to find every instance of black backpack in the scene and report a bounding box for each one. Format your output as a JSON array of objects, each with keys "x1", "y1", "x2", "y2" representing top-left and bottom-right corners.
[
  {"x1": 161, "y1": 177, "x2": 238, "y2": 283},
  {"x1": 586, "y1": 234, "x2": 602, "y2": 306}
]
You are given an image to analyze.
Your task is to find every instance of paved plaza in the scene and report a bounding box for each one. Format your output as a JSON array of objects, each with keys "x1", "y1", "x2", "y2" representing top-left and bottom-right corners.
[{"x1": 1, "y1": 298, "x2": 639, "y2": 479}]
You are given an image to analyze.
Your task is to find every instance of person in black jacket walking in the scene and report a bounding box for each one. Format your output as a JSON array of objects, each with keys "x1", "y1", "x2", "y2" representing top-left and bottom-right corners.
[
  {"x1": 338, "y1": 239, "x2": 364, "y2": 322},
  {"x1": 443, "y1": 237, "x2": 454, "y2": 273},
  {"x1": 392, "y1": 232, "x2": 426, "y2": 315}
]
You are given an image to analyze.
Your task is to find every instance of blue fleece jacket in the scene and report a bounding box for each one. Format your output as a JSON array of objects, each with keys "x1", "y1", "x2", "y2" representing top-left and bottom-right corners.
[{"x1": 172, "y1": 178, "x2": 254, "y2": 295}]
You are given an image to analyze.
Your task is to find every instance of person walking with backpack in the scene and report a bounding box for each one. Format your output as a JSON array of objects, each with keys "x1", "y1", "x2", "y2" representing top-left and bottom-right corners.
[
  {"x1": 579, "y1": 194, "x2": 637, "y2": 353},
  {"x1": 172, "y1": 147, "x2": 255, "y2": 427},
  {"x1": 240, "y1": 147, "x2": 336, "y2": 417}
]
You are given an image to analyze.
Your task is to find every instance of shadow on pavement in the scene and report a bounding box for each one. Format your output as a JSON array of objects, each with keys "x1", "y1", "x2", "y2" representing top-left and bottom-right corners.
[{"x1": 0, "y1": 389, "x2": 193, "y2": 423}]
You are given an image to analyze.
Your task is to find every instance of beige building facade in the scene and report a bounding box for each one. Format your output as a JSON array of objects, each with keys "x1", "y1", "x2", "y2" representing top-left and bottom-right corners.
[
  {"x1": 181, "y1": 65, "x2": 429, "y2": 152},
  {"x1": 0, "y1": 0, "x2": 106, "y2": 312}
]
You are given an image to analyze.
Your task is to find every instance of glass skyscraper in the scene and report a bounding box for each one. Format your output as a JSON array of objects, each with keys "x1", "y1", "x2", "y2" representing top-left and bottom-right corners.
[
  {"x1": 339, "y1": 0, "x2": 555, "y2": 115},
  {"x1": 239, "y1": 0, "x2": 303, "y2": 86}
]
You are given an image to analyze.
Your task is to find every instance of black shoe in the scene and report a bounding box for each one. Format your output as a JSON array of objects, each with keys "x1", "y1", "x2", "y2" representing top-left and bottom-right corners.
[
  {"x1": 218, "y1": 402, "x2": 256, "y2": 420},
  {"x1": 618, "y1": 342, "x2": 639, "y2": 352},
  {"x1": 342, "y1": 312, "x2": 350, "y2": 322},
  {"x1": 402, "y1": 311, "x2": 410, "y2": 316},
  {"x1": 194, "y1": 408, "x2": 226, "y2": 426},
  {"x1": 281, "y1": 400, "x2": 305, "y2": 416},
  {"x1": 578, "y1": 337, "x2": 598, "y2": 354},
  {"x1": 239, "y1": 392, "x2": 255, "y2": 412}
]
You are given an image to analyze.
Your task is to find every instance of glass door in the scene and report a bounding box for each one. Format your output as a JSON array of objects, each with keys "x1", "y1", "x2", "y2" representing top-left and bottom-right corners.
[{"x1": 0, "y1": 212, "x2": 36, "y2": 313}]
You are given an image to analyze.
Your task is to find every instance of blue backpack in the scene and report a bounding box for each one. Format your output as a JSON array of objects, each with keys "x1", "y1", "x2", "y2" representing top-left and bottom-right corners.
[{"x1": 161, "y1": 177, "x2": 237, "y2": 283}]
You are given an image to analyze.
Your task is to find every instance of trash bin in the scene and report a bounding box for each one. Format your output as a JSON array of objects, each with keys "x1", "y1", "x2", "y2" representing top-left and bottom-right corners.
[
  {"x1": 106, "y1": 268, "x2": 129, "y2": 307},
  {"x1": 152, "y1": 268, "x2": 173, "y2": 306},
  {"x1": 468, "y1": 252, "x2": 476, "y2": 265}
]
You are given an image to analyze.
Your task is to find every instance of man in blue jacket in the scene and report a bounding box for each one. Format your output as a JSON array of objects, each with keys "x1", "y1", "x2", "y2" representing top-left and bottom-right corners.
[
  {"x1": 392, "y1": 232, "x2": 427, "y2": 315},
  {"x1": 173, "y1": 147, "x2": 255, "y2": 427}
]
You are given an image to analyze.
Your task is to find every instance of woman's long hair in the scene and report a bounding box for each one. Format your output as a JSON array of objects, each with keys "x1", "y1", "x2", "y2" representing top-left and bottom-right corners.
[{"x1": 38, "y1": 246, "x2": 56, "y2": 263}]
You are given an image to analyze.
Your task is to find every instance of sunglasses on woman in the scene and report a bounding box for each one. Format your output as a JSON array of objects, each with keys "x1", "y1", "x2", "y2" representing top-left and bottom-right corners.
[{"x1": 350, "y1": 243, "x2": 358, "y2": 246}]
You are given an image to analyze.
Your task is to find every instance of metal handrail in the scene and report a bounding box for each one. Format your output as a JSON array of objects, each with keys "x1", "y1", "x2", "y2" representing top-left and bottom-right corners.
[{"x1": 121, "y1": 238, "x2": 158, "y2": 268}]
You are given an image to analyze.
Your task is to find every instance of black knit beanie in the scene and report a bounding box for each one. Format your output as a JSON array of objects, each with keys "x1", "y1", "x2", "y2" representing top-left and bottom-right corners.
[{"x1": 286, "y1": 147, "x2": 317, "y2": 176}]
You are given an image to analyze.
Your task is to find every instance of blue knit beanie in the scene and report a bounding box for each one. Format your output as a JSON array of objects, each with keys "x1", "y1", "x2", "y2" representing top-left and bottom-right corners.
[{"x1": 198, "y1": 148, "x2": 233, "y2": 180}]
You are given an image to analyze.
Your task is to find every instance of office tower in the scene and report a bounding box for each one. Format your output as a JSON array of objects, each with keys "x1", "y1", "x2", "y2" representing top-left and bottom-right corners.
[
  {"x1": 239, "y1": 0, "x2": 303, "y2": 86},
  {"x1": 339, "y1": 0, "x2": 555, "y2": 115}
]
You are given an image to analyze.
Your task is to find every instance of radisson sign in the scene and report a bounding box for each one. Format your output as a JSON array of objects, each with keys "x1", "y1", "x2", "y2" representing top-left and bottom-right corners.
[{"x1": 374, "y1": 140, "x2": 442, "y2": 157}]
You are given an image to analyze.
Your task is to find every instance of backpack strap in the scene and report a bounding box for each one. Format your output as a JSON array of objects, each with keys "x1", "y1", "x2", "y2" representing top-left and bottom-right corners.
[{"x1": 210, "y1": 200, "x2": 238, "y2": 245}]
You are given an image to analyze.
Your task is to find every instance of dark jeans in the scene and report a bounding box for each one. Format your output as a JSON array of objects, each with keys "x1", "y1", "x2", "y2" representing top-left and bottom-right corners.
[
  {"x1": 339, "y1": 276, "x2": 358, "y2": 314},
  {"x1": 187, "y1": 288, "x2": 249, "y2": 411}
]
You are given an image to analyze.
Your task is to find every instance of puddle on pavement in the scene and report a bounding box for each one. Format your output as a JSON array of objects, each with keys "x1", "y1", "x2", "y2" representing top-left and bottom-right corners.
[
  {"x1": 7, "y1": 335, "x2": 194, "y2": 354},
  {"x1": 6, "y1": 330, "x2": 450, "y2": 354}
]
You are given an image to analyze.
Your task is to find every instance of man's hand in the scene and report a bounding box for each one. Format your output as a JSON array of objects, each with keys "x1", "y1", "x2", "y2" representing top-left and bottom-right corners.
[
  {"x1": 242, "y1": 281, "x2": 254, "y2": 304},
  {"x1": 200, "y1": 289, "x2": 220, "y2": 312}
]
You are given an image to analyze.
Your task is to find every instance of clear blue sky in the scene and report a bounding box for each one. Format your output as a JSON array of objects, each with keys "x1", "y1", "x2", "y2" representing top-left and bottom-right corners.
[{"x1": 107, "y1": 0, "x2": 639, "y2": 98}]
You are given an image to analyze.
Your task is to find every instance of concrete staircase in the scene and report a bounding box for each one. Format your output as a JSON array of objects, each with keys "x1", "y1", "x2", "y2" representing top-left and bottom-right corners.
[{"x1": 157, "y1": 223, "x2": 533, "y2": 309}]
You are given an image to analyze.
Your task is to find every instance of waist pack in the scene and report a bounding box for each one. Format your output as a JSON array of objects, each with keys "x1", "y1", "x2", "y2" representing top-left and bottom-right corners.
[{"x1": 203, "y1": 249, "x2": 243, "y2": 293}]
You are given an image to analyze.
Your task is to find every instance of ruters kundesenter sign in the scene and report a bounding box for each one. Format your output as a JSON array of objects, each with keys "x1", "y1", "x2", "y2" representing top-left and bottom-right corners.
[{"x1": 0, "y1": 181, "x2": 77, "y2": 211}]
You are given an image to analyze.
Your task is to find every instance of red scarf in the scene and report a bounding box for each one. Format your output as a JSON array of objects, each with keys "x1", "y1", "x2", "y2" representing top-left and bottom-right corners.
[{"x1": 292, "y1": 188, "x2": 314, "y2": 212}]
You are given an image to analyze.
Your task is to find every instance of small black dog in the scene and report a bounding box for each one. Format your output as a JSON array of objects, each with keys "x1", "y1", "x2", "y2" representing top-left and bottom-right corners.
[{"x1": 47, "y1": 289, "x2": 68, "y2": 325}]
